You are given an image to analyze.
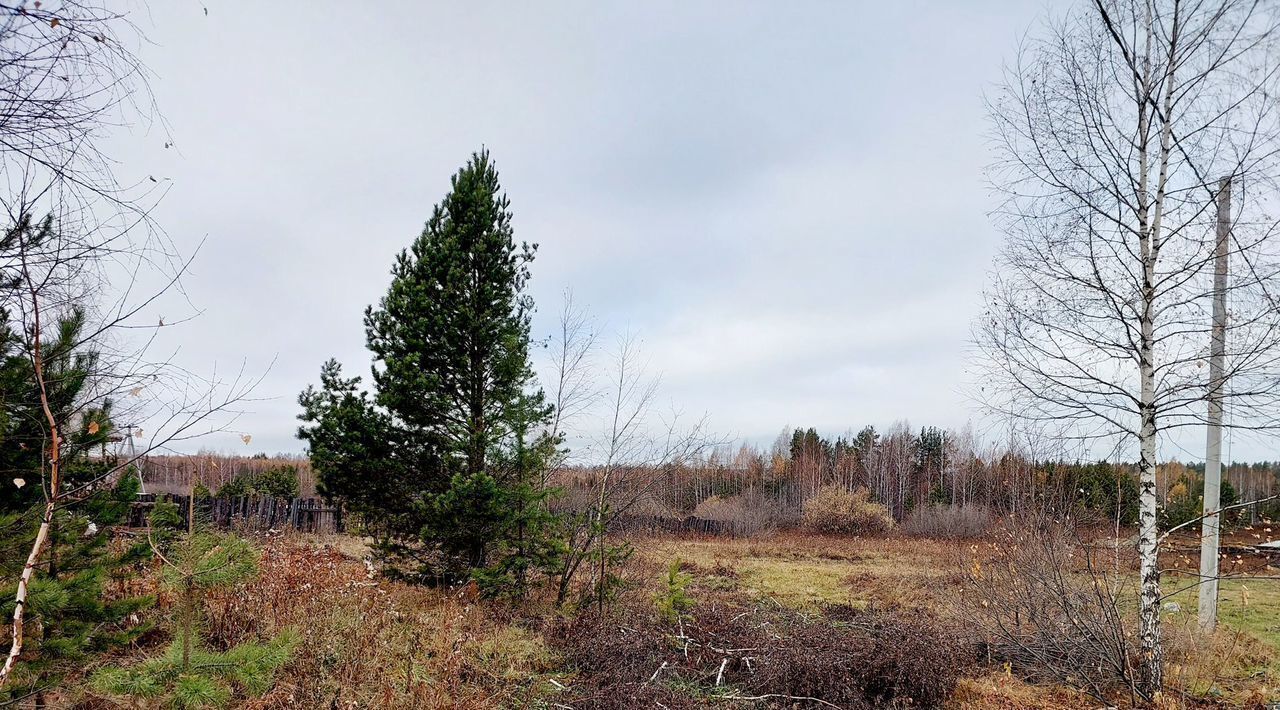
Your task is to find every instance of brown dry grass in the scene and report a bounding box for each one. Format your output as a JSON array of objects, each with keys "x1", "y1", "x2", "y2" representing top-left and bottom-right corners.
[
  {"x1": 635, "y1": 531, "x2": 957, "y2": 612},
  {"x1": 948, "y1": 671, "x2": 1096, "y2": 710},
  {"x1": 1162, "y1": 611, "x2": 1280, "y2": 707},
  {"x1": 636, "y1": 531, "x2": 1280, "y2": 709},
  {"x1": 72, "y1": 528, "x2": 1277, "y2": 709},
  {"x1": 194, "y1": 532, "x2": 563, "y2": 709}
]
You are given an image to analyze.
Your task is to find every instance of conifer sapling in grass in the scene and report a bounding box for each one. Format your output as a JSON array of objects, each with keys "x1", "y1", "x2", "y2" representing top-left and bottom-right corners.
[
  {"x1": 655, "y1": 558, "x2": 694, "y2": 625},
  {"x1": 0, "y1": 306, "x2": 157, "y2": 704},
  {"x1": 0, "y1": 476, "x2": 156, "y2": 705},
  {"x1": 91, "y1": 530, "x2": 296, "y2": 709}
]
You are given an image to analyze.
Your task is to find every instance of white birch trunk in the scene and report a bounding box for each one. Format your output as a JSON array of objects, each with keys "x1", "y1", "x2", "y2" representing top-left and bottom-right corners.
[
  {"x1": 0, "y1": 283, "x2": 62, "y2": 688},
  {"x1": 0, "y1": 502, "x2": 53, "y2": 683},
  {"x1": 1137, "y1": 372, "x2": 1163, "y2": 691}
]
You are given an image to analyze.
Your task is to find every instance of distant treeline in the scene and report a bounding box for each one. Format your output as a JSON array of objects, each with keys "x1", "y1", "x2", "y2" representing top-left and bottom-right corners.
[
  {"x1": 139, "y1": 454, "x2": 315, "y2": 496},
  {"x1": 551, "y1": 424, "x2": 1280, "y2": 528},
  {"x1": 144, "y1": 430, "x2": 1280, "y2": 529}
]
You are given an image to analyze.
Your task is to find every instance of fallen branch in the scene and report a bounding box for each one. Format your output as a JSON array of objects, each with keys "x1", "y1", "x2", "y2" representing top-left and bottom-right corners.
[
  {"x1": 708, "y1": 645, "x2": 760, "y2": 654},
  {"x1": 714, "y1": 692, "x2": 841, "y2": 708},
  {"x1": 648, "y1": 661, "x2": 668, "y2": 683}
]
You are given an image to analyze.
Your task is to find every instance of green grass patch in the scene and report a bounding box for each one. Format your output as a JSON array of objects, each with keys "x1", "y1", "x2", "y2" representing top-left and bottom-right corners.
[{"x1": 1163, "y1": 575, "x2": 1280, "y2": 649}]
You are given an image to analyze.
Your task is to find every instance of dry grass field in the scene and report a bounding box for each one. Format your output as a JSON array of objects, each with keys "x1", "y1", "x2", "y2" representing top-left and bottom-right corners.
[
  {"x1": 636, "y1": 533, "x2": 1280, "y2": 709},
  {"x1": 68, "y1": 529, "x2": 1280, "y2": 709}
]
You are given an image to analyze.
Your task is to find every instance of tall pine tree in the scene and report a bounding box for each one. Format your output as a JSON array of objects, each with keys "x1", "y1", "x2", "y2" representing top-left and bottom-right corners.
[{"x1": 300, "y1": 150, "x2": 558, "y2": 589}]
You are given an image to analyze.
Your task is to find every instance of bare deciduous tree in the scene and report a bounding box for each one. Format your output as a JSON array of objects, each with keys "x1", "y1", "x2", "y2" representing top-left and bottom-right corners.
[
  {"x1": 0, "y1": 3, "x2": 264, "y2": 689},
  {"x1": 543, "y1": 300, "x2": 714, "y2": 607},
  {"x1": 544, "y1": 290, "x2": 599, "y2": 480},
  {"x1": 0, "y1": 2, "x2": 163, "y2": 210},
  {"x1": 978, "y1": 0, "x2": 1280, "y2": 694},
  {"x1": 0, "y1": 211, "x2": 260, "y2": 687}
]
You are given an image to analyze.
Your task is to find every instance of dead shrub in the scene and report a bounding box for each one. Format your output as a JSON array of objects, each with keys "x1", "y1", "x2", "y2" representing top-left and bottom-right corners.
[
  {"x1": 692, "y1": 491, "x2": 792, "y2": 536},
  {"x1": 551, "y1": 485, "x2": 682, "y2": 522},
  {"x1": 547, "y1": 592, "x2": 967, "y2": 708},
  {"x1": 900, "y1": 504, "x2": 995, "y2": 539},
  {"x1": 956, "y1": 513, "x2": 1144, "y2": 704},
  {"x1": 800, "y1": 485, "x2": 894, "y2": 536},
  {"x1": 691, "y1": 494, "x2": 743, "y2": 521},
  {"x1": 626, "y1": 492, "x2": 682, "y2": 519}
]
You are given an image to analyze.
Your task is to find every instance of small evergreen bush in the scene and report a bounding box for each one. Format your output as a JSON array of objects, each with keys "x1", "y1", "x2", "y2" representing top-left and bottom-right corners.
[
  {"x1": 654, "y1": 558, "x2": 693, "y2": 624},
  {"x1": 0, "y1": 475, "x2": 155, "y2": 704},
  {"x1": 91, "y1": 531, "x2": 296, "y2": 709}
]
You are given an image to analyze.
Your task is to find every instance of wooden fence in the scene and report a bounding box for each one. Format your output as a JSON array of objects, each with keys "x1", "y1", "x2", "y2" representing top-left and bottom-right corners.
[
  {"x1": 609, "y1": 514, "x2": 747, "y2": 537},
  {"x1": 128, "y1": 494, "x2": 343, "y2": 534},
  {"x1": 126, "y1": 497, "x2": 739, "y2": 538}
]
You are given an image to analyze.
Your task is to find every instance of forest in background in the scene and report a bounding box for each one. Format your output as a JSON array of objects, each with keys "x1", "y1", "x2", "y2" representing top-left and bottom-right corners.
[{"x1": 144, "y1": 431, "x2": 1280, "y2": 532}]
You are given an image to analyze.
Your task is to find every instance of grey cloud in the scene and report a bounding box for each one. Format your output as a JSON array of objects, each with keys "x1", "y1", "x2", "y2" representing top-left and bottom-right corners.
[{"x1": 102, "y1": 0, "x2": 1094, "y2": 456}]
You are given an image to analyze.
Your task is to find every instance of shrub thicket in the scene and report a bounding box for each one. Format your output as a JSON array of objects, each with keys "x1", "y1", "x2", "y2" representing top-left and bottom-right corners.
[
  {"x1": 216, "y1": 465, "x2": 301, "y2": 499},
  {"x1": 900, "y1": 504, "x2": 994, "y2": 539},
  {"x1": 692, "y1": 491, "x2": 793, "y2": 534},
  {"x1": 800, "y1": 485, "x2": 893, "y2": 535}
]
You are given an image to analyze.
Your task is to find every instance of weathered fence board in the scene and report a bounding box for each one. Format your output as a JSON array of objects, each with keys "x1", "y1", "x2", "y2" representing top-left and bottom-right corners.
[
  {"x1": 608, "y1": 514, "x2": 745, "y2": 537},
  {"x1": 128, "y1": 494, "x2": 343, "y2": 534}
]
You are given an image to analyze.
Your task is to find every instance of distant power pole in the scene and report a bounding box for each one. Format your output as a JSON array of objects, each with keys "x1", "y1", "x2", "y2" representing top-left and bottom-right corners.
[{"x1": 1198, "y1": 176, "x2": 1231, "y2": 631}]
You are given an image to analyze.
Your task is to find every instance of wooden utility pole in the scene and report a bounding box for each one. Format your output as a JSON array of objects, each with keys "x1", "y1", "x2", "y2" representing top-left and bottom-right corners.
[{"x1": 1198, "y1": 176, "x2": 1231, "y2": 631}]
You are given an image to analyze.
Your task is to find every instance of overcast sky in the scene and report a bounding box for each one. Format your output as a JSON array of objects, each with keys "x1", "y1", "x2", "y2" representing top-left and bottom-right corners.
[{"x1": 105, "y1": 1, "x2": 1126, "y2": 458}]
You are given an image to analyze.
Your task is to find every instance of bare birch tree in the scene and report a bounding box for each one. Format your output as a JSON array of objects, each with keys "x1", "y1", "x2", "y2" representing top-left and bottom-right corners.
[
  {"x1": 0, "y1": 2, "x2": 263, "y2": 688},
  {"x1": 544, "y1": 290, "x2": 599, "y2": 482},
  {"x1": 978, "y1": 0, "x2": 1280, "y2": 696},
  {"x1": 0, "y1": 205, "x2": 260, "y2": 688},
  {"x1": 0, "y1": 2, "x2": 163, "y2": 205},
  {"x1": 544, "y1": 310, "x2": 713, "y2": 607}
]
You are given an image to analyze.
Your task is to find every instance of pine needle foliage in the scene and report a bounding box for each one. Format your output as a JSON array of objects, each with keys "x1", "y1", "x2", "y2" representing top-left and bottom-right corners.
[
  {"x1": 0, "y1": 477, "x2": 156, "y2": 703},
  {"x1": 299, "y1": 149, "x2": 561, "y2": 593},
  {"x1": 0, "y1": 302, "x2": 156, "y2": 704},
  {"x1": 91, "y1": 532, "x2": 296, "y2": 709},
  {"x1": 655, "y1": 559, "x2": 694, "y2": 625},
  {"x1": 92, "y1": 633, "x2": 297, "y2": 709}
]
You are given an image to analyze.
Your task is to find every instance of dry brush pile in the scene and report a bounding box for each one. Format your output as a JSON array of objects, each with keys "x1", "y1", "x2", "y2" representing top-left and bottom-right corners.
[{"x1": 546, "y1": 559, "x2": 970, "y2": 709}]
